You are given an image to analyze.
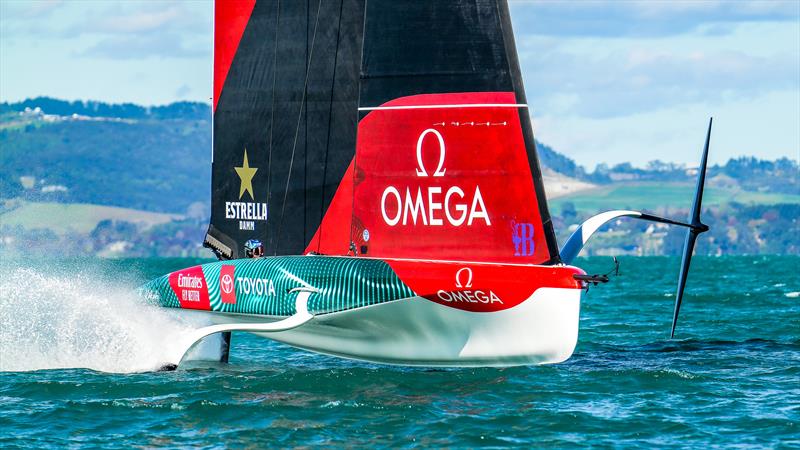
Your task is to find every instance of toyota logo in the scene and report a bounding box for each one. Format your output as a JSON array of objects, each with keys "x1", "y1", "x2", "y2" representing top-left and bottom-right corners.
[{"x1": 221, "y1": 273, "x2": 234, "y2": 294}]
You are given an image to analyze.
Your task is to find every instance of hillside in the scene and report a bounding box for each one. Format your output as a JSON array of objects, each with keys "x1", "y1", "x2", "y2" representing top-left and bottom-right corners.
[
  {"x1": 0, "y1": 97, "x2": 209, "y2": 121},
  {"x1": 549, "y1": 182, "x2": 800, "y2": 214},
  {"x1": 0, "y1": 97, "x2": 797, "y2": 257},
  {"x1": 0, "y1": 101, "x2": 211, "y2": 214},
  {"x1": 1, "y1": 200, "x2": 183, "y2": 235}
]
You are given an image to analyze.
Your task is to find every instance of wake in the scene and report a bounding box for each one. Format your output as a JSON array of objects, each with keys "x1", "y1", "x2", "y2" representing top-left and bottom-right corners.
[{"x1": 0, "y1": 266, "x2": 210, "y2": 373}]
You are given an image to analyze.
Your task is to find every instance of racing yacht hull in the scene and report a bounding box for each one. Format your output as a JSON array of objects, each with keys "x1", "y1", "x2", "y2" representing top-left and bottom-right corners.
[
  {"x1": 141, "y1": 256, "x2": 585, "y2": 367},
  {"x1": 180, "y1": 287, "x2": 581, "y2": 367}
]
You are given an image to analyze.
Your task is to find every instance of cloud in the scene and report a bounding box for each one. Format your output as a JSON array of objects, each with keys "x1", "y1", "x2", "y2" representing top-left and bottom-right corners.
[
  {"x1": 0, "y1": 0, "x2": 64, "y2": 20},
  {"x1": 174, "y1": 84, "x2": 192, "y2": 99},
  {"x1": 70, "y1": 2, "x2": 211, "y2": 60},
  {"x1": 57, "y1": 1, "x2": 209, "y2": 40},
  {"x1": 96, "y1": 5, "x2": 185, "y2": 33},
  {"x1": 509, "y1": 0, "x2": 799, "y2": 38},
  {"x1": 0, "y1": 1, "x2": 212, "y2": 60},
  {"x1": 68, "y1": 2, "x2": 208, "y2": 37},
  {"x1": 2, "y1": 1, "x2": 210, "y2": 41},
  {"x1": 79, "y1": 33, "x2": 208, "y2": 60},
  {"x1": 0, "y1": 0, "x2": 66, "y2": 38},
  {"x1": 520, "y1": 45, "x2": 799, "y2": 118}
]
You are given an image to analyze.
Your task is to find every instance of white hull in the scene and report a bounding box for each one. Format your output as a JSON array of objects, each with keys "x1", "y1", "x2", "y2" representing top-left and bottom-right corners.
[{"x1": 181, "y1": 287, "x2": 581, "y2": 367}]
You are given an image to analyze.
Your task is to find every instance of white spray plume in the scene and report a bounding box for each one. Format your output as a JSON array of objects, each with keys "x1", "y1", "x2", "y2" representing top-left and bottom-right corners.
[{"x1": 0, "y1": 266, "x2": 217, "y2": 373}]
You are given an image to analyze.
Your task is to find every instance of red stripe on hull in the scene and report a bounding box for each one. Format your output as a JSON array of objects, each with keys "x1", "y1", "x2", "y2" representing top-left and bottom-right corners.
[{"x1": 386, "y1": 258, "x2": 584, "y2": 312}]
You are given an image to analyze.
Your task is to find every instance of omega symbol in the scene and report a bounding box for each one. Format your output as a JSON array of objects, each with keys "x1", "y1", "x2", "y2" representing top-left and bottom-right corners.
[
  {"x1": 455, "y1": 267, "x2": 473, "y2": 288},
  {"x1": 379, "y1": 129, "x2": 491, "y2": 227},
  {"x1": 415, "y1": 128, "x2": 447, "y2": 177}
]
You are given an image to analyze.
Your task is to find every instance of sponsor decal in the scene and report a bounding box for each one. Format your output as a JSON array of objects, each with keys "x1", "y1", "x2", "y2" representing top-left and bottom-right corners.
[
  {"x1": 437, "y1": 289, "x2": 503, "y2": 305},
  {"x1": 178, "y1": 274, "x2": 203, "y2": 290},
  {"x1": 237, "y1": 276, "x2": 277, "y2": 297},
  {"x1": 455, "y1": 267, "x2": 473, "y2": 288},
  {"x1": 512, "y1": 221, "x2": 535, "y2": 256},
  {"x1": 436, "y1": 266, "x2": 503, "y2": 305},
  {"x1": 226, "y1": 149, "x2": 268, "y2": 231},
  {"x1": 386, "y1": 259, "x2": 584, "y2": 312},
  {"x1": 218, "y1": 264, "x2": 277, "y2": 302},
  {"x1": 352, "y1": 92, "x2": 551, "y2": 262},
  {"x1": 168, "y1": 265, "x2": 211, "y2": 310},
  {"x1": 220, "y1": 265, "x2": 236, "y2": 304},
  {"x1": 362, "y1": 229, "x2": 370, "y2": 242},
  {"x1": 379, "y1": 129, "x2": 490, "y2": 228}
]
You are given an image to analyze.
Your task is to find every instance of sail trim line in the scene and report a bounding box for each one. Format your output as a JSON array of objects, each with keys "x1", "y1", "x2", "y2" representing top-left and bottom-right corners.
[{"x1": 358, "y1": 103, "x2": 528, "y2": 111}]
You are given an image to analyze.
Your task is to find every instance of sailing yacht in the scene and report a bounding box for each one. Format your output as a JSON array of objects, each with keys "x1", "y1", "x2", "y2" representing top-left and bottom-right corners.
[{"x1": 142, "y1": 0, "x2": 711, "y2": 369}]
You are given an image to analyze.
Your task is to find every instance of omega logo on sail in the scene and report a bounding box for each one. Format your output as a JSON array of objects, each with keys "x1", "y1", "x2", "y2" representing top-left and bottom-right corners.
[{"x1": 380, "y1": 129, "x2": 491, "y2": 227}]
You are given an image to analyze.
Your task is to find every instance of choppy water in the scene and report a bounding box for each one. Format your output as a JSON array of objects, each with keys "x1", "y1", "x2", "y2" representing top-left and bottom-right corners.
[{"x1": 0, "y1": 256, "x2": 798, "y2": 448}]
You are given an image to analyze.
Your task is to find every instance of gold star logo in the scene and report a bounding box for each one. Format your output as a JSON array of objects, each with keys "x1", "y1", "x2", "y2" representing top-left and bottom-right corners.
[{"x1": 235, "y1": 149, "x2": 258, "y2": 200}]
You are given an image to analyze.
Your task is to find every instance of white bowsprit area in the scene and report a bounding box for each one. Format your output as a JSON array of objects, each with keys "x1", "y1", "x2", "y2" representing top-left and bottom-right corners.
[{"x1": 0, "y1": 266, "x2": 216, "y2": 373}]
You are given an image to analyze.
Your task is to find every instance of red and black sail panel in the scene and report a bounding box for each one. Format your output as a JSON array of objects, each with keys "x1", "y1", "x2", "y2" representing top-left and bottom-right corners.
[
  {"x1": 206, "y1": 0, "x2": 365, "y2": 259},
  {"x1": 207, "y1": 0, "x2": 559, "y2": 265},
  {"x1": 345, "y1": 93, "x2": 552, "y2": 264},
  {"x1": 213, "y1": 0, "x2": 254, "y2": 113}
]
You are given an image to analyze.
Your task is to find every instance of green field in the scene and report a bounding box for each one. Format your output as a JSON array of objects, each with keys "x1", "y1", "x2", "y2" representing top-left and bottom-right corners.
[
  {"x1": 0, "y1": 201, "x2": 183, "y2": 234},
  {"x1": 548, "y1": 182, "x2": 800, "y2": 214}
]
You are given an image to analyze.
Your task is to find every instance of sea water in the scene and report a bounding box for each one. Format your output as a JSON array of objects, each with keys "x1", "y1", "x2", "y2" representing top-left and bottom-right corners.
[{"x1": 0, "y1": 256, "x2": 797, "y2": 447}]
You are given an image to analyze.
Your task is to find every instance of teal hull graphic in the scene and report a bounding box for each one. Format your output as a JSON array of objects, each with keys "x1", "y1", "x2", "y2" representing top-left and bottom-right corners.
[{"x1": 140, "y1": 256, "x2": 415, "y2": 316}]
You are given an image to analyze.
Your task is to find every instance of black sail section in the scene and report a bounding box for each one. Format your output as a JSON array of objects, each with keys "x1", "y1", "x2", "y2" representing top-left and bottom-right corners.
[
  {"x1": 360, "y1": 0, "x2": 512, "y2": 107},
  {"x1": 358, "y1": 0, "x2": 561, "y2": 263},
  {"x1": 205, "y1": 0, "x2": 365, "y2": 259}
]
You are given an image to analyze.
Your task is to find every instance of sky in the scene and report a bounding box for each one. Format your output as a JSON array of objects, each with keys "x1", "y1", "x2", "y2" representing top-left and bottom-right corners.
[{"x1": 1, "y1": 0, "x2": 798, "y2": 169}]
